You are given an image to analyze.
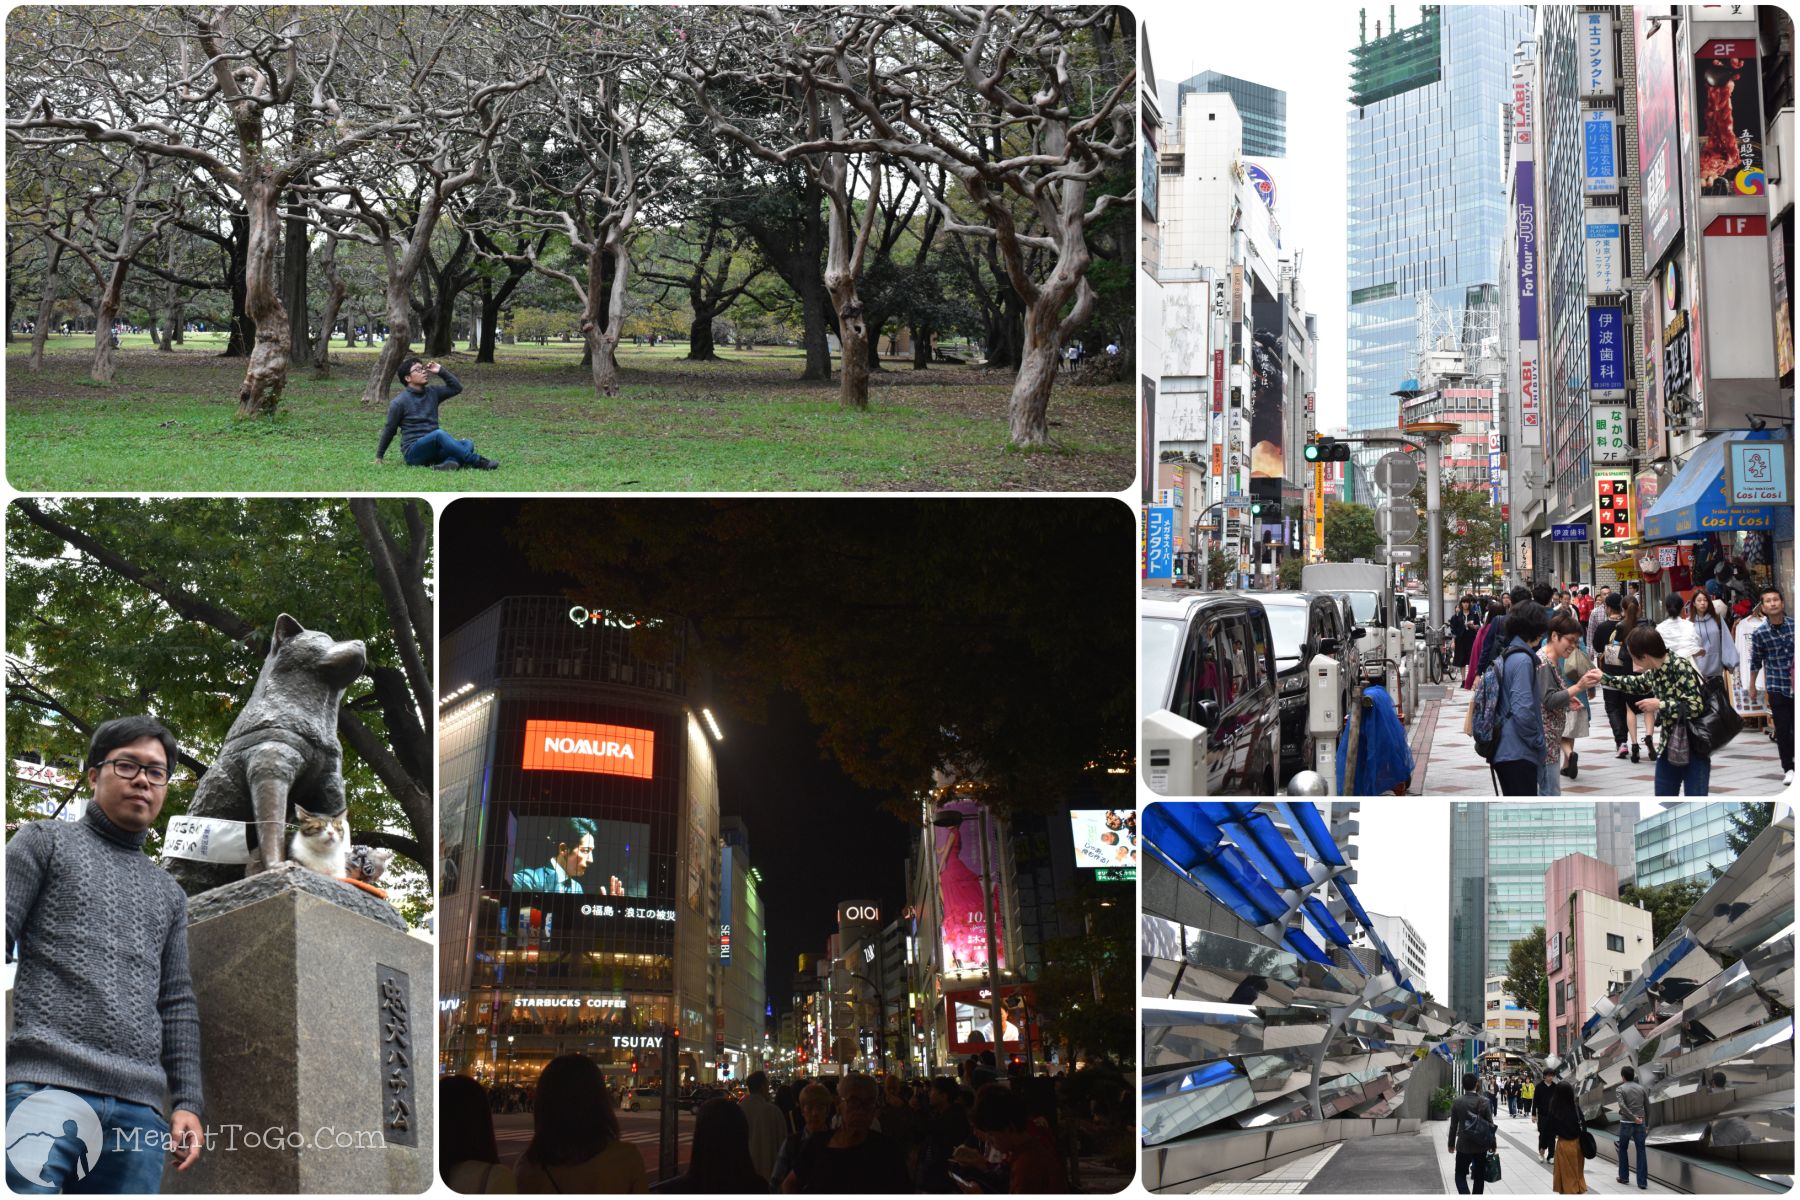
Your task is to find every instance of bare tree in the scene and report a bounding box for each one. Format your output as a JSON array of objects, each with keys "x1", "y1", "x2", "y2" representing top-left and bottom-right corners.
[{"x1": 7, "y1": 7, "x2": 532, "y2": 414}]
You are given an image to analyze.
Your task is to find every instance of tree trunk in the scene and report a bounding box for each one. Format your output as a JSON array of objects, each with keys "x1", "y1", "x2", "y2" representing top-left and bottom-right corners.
[
  {"x1": 686, "y1": 308, "x2": 720, "y2": 360},
  {"x1": 222, "y1": 212, "x2": 254, "y2": 358},
  {"x1": 90, "y1": 260, "x2": 130, "y2": 383},
  {"x1": 1008, "y1": 309, "x2": 1062, "y2": 446},
  {"x1": 283, "y1": 194, "x2": 312, "y2": 368},
  {"x1": 236, "y1": 172, "x2": 291, "y2": 416},
  {"x1": 364, "y1": 278, "x2": 414, "y2": 406},
  {"x1": 28, "y1": 239, "x2": 64, "y2": 370},
  {"x1": 478, "y1": 282, "x2": 500, "y2": 364},
  {"x1": 799, "y1": 282, "x2": 834, "y2": 382},
  {"x1": 424, "y1": 284, "x2": 458, "y2": 357},
  {"x1": 985, "y1": 299, "x2": 1025, "y2": 370},
  {"x1": 912, "y1": 324, "x2": 930, "y2": 370},
  {"x1": 311, "y1": 232, "x2": 346, "y2": 377}
]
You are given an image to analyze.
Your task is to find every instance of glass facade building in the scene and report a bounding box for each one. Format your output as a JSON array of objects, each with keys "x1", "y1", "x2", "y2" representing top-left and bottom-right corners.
[
  {"x1": 1177, "y1": 71, "x2": 1286, "y2": 157},
  {"x1": 437, "y1": 597, "x2": 722, "y2": 1089},
  {"x1": 1635, "y1": 804, "x2": 1735, "y2": 889},
  {"x1": 1447, "y1": 801, "x2": 1637, "y2": 1026},
  {"x1": 1345, "y1": 5, "x2": 1532, "y2": 434}
]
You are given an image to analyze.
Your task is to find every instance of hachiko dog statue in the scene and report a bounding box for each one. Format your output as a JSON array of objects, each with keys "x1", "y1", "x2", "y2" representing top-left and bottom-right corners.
[{"x1": 162, "y1": 615, "x2": 367, "y2": 895}]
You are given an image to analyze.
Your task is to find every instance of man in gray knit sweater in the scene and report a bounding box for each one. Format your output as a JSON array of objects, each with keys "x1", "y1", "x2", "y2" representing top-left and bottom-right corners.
[{"x1": 6, "y1": 716, "x2": 204, "y2": 1192}]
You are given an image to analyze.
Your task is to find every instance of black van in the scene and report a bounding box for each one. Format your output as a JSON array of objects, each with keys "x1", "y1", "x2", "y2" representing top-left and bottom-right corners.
[
  {"x1": 1141, "y1": 590, "x2": 1283, "y2": 795},
  {"x1": 1237, "y1": 591, "x2": 1360, "y2": 784}
]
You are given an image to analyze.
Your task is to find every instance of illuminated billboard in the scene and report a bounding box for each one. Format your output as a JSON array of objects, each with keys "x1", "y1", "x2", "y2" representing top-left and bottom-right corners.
[
  {"x1": 505, "y1": 813, "x2": 651, "y2": 896},
  {"x1": 522, "y1": 718, "x2": 654, "y2": 779},
  {"x1": 1071, "y1": 809, "x2": 1138, "y2": 874},
  {"x1": 945, "y1": 985, "x2": 1034, "y2": 1055},
  {"x1": 934, "y1": 801, "x2": 1005, "y2": 973}
]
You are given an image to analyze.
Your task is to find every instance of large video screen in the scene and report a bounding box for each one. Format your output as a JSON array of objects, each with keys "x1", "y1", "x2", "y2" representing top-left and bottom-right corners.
[
  {"x1": 505, "y1": 814, "x2": 651, "y2": 896},
  {"x1": 1070, "y1": 809, "x2": 1137, "y2": 870},
  {"x1": 945, "y1": 986, "x2": 1032, "y2": 1053}
]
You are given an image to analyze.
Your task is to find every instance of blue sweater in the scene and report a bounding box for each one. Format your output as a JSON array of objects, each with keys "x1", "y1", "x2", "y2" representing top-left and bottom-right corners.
[
  {"x1": 1493, "y1": 639, "x2": 1545, "y2": 766},
  {"x1": 376, "y1": 368, "x2": 464, "y2": 459}
]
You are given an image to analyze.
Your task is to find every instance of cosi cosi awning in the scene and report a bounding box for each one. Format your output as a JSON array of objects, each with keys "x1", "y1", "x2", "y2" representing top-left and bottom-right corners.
[{"x1": 1641, "y1": 430, "x2": 1784, "y2": 543}]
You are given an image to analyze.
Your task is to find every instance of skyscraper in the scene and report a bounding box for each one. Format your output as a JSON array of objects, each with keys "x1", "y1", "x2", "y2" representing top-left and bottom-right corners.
[
  {"x1": 1446, "y1": 801, "x2": 1638, "y2": 1025},
  {"x1": 1167, "y1": 70, "x2": 1288, "y2": 157},
  {"x1": 1635, "y1": 803, "x2": 1738, "y2": 888},
  {"x1": 1345, "y1": 5, "x2": 1533, "y2": 435}
]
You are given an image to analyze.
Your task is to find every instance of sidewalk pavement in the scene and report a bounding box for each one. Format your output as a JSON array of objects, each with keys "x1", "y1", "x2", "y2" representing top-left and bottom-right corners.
[
  {"x1": 1414, "y1": 684, "x2": 1786, "y2": 796},
  {"x1": 1192, "y1": 1110, "x2": 1682, "y2": 1195}
]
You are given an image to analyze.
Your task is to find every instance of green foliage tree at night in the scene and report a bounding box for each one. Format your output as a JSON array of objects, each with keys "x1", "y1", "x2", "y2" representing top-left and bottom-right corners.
[{"x1": 5, "y1": 498, "x2": 434, "y2": 925}]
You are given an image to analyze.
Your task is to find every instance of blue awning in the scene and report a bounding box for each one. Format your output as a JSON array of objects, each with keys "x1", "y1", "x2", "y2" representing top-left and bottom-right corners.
[{"x1": 1641, "y1": 430, "x2": 1785, "y2": 543}]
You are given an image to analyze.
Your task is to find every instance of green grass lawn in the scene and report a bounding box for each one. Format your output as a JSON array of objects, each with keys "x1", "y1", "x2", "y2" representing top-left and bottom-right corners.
[{"x1": 6, "y1": 336, "x2": 1134, "y2": 492}]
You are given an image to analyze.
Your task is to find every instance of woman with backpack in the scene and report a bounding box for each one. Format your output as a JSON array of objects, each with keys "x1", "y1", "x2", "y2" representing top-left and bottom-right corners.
[
  {"x1": 1597, "y1": 595, "x2": 1656, "y2": 761},
  {"x1": 1485, "y1": 602, "x2": 1602, "y2": 795},
  {"x1": 1599, "y1": 625, "x2": 1713, "y2": 795}
]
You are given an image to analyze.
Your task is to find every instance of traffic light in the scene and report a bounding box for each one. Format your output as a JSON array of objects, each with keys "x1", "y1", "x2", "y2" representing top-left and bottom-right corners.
[
  {"x1": 1250, "y1": 501, "x2": 1266, "y2": 517},
  {"x1": 1305, "y1": 436, "x2": 1351, "y2": 463},
  {"x1": 631, "y1": 1060, "x2": 640, "y2": 1076}
]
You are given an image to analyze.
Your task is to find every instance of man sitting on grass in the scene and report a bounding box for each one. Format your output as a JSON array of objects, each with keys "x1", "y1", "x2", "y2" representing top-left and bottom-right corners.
[{"x1": 374, "y1": 356, "x2": 498, "y2": 471}]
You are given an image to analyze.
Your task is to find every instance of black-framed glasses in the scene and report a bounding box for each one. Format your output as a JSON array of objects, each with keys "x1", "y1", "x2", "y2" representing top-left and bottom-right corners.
[{"x1": 96, "y1": 757, "x2": 172, "y2": 786}]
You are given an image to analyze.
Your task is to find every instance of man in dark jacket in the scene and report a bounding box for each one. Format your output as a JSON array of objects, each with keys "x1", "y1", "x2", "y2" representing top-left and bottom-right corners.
[
  {"x1": 374, "y1": 356, "x2": 498, "y2": 470},
  {"x1": 1448, "y1": 1072, "x2": 1495, "y2": 1195}
]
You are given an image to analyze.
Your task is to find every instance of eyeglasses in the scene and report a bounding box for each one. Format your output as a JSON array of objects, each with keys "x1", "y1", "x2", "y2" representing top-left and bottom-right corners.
[{"x1": 96, "y1": 758, "x2": 172, "y2": 787}]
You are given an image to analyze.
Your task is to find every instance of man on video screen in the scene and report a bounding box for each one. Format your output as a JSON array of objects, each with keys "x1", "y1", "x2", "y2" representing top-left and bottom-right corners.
[{"x1": 511, "y1": 816, "x2": 625, "y2": 894}]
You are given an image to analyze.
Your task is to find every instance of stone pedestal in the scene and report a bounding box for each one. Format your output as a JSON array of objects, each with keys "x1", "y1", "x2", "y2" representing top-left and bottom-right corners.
[{"x1": 163, "y1": 863, "x2": 432, "y2": 1194}]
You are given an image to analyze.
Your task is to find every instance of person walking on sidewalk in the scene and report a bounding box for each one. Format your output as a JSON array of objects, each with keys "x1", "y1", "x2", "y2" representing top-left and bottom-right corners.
[
  {"x1": 1616, "y1": 1065, "x2": 1651, "y2": 1190},
  {"x1": 1535, "y1": 1069, "x2": 1557, "y2": 1162},
  {"x1": 1448, "y1": 1073, "x2": 1496, "y2": 1196},
  {"x1": 1750, "y1": 586, "x2": 1795, "y2": 787},
  {"x1": 1603, "y1": 626, "x2": 1713, "y2": 796},
  {"x1": 1520, "y1": 1077, "x2": 1534, "y2": 1118},
  {"x1": 1551, "y1": 614, "x2": 1595, "y2": 781},
  {"x1": 1599, "y1": 596, "x2": 1657, "y2": 762},
  {"x1": 1542, "y1": 1068, "x2": 1586, "y2": 1194}
]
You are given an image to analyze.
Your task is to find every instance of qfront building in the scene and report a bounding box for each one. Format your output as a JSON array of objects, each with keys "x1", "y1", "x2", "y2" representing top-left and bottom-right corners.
[{"x1": 437, "y1": 596, "x2": 733, "y2": 1089}]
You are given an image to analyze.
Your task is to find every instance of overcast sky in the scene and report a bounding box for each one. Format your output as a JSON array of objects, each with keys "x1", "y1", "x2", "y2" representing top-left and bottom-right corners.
[{"x1": 1145, "y1": 4, "x2": 1429, "y2": 431}]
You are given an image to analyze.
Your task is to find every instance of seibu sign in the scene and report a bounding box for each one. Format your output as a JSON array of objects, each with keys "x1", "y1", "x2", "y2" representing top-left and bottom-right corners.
[{"x1": 522, "y1": 719, "x2": 655, "y2": 779}]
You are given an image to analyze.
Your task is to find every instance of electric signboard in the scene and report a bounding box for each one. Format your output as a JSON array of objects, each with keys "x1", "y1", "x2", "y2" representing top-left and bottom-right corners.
[
  {"x1": 523, "y1": 719, "x2": 655, "y2": 779},
  {"x1": 505, "y1": 813, "x2": 652, "y2": 897},
  {"x1": 935, "y1": 800, "x2": 1006, "y2": 973},
  {"x1": 1070, "y1": 809, "x2": 1137, "y2": 877}
]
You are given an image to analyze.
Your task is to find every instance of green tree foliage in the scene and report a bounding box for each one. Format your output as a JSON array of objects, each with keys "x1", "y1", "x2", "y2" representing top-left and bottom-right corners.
[
  {"x1": 1504, "y1": 925, "x2": 1546, "y2": 1050},
  {"x1": 504, "y1": 500, "x2": 1132, "y2": 813},
  {"x1": 1323, "y1": 502, "x2": 1381, "y2": 564},
  {"x1": 1279, "y1": 555, "x2": 1304, "y2": 589},
  {"x1": 1724, "y1": 802, "x2": 1776, "y2": 863},
  {"x1": 1406, "y1": 480, "x2": 1506, "y2": 589},
  {"x1": 6, "y1": 498, "x2": 433, "y2": 925},
  {"x1": 1033, "y1": 894, "x2": 1133, "y2": 1065},
  {"x1": 1618, "y1": 878, "x2": 1709, "y2": 945}
]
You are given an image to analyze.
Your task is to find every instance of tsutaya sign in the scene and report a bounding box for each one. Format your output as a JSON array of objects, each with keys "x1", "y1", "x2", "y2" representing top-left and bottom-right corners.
[{"x1": 523, "y1": 718, "x2": 655, "y2": 779}]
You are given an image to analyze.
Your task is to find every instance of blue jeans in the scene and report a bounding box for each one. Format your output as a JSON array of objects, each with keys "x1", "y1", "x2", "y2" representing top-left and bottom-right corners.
[
  {"x1": 1617, "y1": 1120, "x2": 1648, "y2": 1186},
  {"x1": 1537, "y1": 758, "x2": 1562, "y2": 796},
  {"x1": 1653, "y1": 753, "x2": 1711, "y2": 795},
  {"x1": 5, "y1": 1083, "x2": 168, "y2": 1193},
  {"x1": 402, "y1": 429, "x2": 480, "y2": 467}
]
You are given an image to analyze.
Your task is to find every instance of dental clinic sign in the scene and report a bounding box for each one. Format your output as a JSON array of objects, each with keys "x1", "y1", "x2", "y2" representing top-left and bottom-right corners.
[{"x1": 522, "y1": 718, "x2": 655, "y2": 779}]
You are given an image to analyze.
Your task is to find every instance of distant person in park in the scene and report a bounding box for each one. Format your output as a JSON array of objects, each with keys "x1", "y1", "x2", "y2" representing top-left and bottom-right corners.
[
  {"x1": 374, "y1": 356, "x2": 499, "y2": 471},
  {"x1": 5, "y1": 716, "x2": 204, "y2": 1192}
]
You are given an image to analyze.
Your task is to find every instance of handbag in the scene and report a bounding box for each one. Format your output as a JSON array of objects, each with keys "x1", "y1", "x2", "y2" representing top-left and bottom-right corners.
[
  {"x1": 1579, "y1": 1129, "x2": 1597, "y2": 1160},
  {"x1": 1485, "y1": 1150, "x2": 1502, "y2": 1183},
  {"x1": 1689, "y1": 673, "x2": 1745, "y2": 757},
  {"x1": 1602, "y1": 627, "x2": 1626, "y2": 670}
]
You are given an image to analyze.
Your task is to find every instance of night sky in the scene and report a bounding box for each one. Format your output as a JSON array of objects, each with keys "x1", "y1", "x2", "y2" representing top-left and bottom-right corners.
[{"x1": 441, "y1": 500, "x2": 911, "y2": 1016}]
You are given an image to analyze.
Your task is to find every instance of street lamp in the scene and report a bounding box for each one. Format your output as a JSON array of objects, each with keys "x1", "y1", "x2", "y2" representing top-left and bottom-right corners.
[
  {"x1": 932, "y1": 803, "x2": 1005, "y2": 1070},
  {"x1": 507, "y1": 1034, "x2": 516, "y2": 1087}
]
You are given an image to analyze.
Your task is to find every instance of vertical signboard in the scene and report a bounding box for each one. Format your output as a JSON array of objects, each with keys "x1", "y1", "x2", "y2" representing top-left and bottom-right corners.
[
  {"x1": 1582, "y1": 111, "x2": 1619, "y2": 194},
  {"x1": 1592, "y1": 403, "x2": 1630, "y2": 463},
  {"x1": 1581, "y1": 11, "x2": 1616, "y2": 96},
  {"x1": 1584, "y1": 214, "x2": 1623, "y2": 293},
  {"x1": 1701, "y1": 213, "x2": 1779, "y2": 419},
  {"x1": 1588, "y1": 306, "x2": 1626, "y2": 399},
  {"x1": 1516, "y1": 160, "x2": 1542, "y2": 448},
  {"x1": 1145, "y1": 507, "x2": 1174, "y2": 579},
  {"x1": 1694, "y1": 39, "x2": 1765, "y2": 200},
  {"x1": 935, "y1": 801, "x2": 1004, "y2": 972},
  {"x1": 1250, "y1": 302, "x2": 1284, "y2": 481},
  {"x1": 1635, "y1": 7, "x2": 1682, "y2": 269},
  {"x1": 1212, "y1": 349, "x2": 1225, "y2": 414},
  {"x1": 1141, "y1": 378, "x2": 1156, "y2": 506},
  {"x1": 1595, "y1": 468, "x2": 1636, "y2": 551}
]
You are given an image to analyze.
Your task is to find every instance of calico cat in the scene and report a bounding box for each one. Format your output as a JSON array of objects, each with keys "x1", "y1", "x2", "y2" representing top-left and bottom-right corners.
[
  {"x1": 287, "y1": 806, "x2": 350, "y2": 877},
  {"x1": 345, "y1": 845, "x2": 395, "y2": 886}
]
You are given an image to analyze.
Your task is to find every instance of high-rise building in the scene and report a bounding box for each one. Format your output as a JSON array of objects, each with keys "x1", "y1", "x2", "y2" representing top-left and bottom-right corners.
[
  {"x1": 1165, "y1": 70, "x2": 1288, "y2": 157},
  {"x1": 1446, "y1": 801, "x2": 1637, "y2": 1026},
  {"x1": 1358, "y1": 910, "x2": 1427, "y2": 987},
  {"x1": 1635, "y1": 803, "x2": 1737, "y2": 889},
  {"x1": 1544, "y1": 852, "x2": 1654, "y2": 1056},
  {"x1": 1345, "y1": 5, "x2": 1533, "y2": 438},
  {"x1": 718, "y1": 817, "x2": 769, "y2": 1082},
  {"x1": 437, "y1": 597, "x2": 724, "y2": 1088}
]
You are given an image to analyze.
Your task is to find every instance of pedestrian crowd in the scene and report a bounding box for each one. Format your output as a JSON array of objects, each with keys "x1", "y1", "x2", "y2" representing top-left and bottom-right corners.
[
  {"x1": 1447, "y1": 1058, "x2": 1653, "y2": 1195},
  {"x1": 1449, "y1": 572, "x2": 1791, "y2": 795},
  {"x1": 441, "y1": 1052, "x2": 1127, "y2": 1194}
]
